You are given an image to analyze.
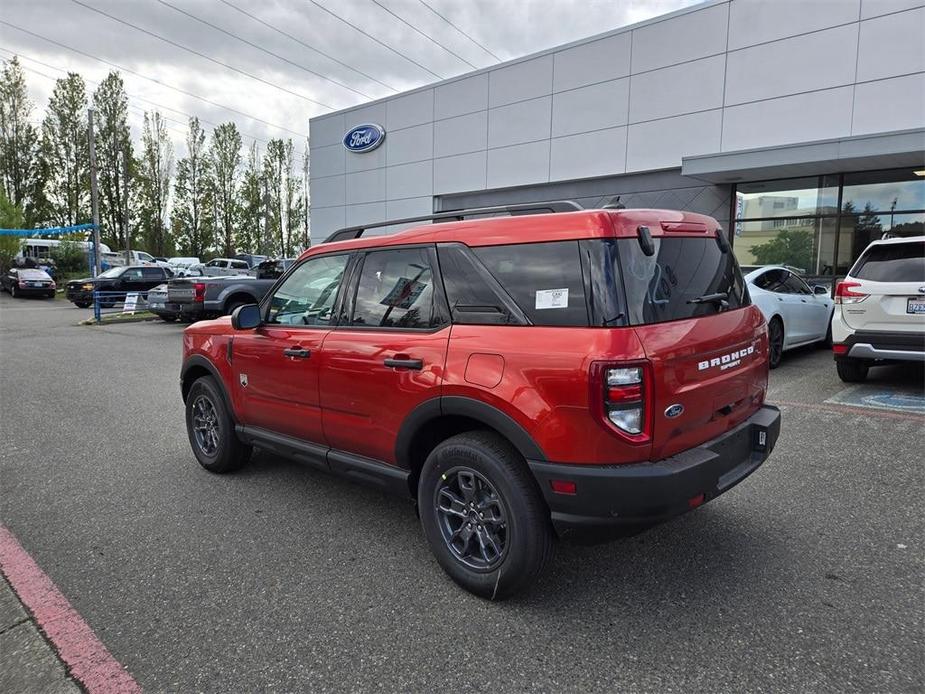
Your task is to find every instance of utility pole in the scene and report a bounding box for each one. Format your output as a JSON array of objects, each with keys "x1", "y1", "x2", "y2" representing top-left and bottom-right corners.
[
  {"x1": 87, "y1": 108, "x2": 101, "y2": 276},
  {"x1": 122, "y1": 148, "x2": 131, "y2": 263}
]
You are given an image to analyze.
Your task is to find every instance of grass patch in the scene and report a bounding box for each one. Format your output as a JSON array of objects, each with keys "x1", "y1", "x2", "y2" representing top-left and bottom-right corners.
[{"x1": 79, "y1": 310, "x2": 158, "y2": 326}]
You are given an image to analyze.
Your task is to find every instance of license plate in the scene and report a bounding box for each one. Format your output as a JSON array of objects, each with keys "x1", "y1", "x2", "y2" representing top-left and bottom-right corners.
[
  {"x1": 907, "y1": 297, "x2": 925, "y2": 314},
  {"x1": 29, "y1": 281, "x2": 43, "y2": 287}
]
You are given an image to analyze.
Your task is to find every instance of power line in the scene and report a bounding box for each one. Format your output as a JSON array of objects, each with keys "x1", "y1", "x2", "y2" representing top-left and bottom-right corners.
[
  {"x1": 368, "y1": 0, "x2": 476, "y2": 69},
  {"x1": 2, "y1": 49, "x2": 309, "y2": 163},
  {"x1": 307, "y1": 0, "x2": 446, "y2": 81},
  {"x1": 0, "y1": 21, "x2": 307, "y2": 137},
  {"x1": 155, "y1": 0, "x2": 374, "y2": 100},
  {"x1": 68, "y1": 0, "x2": 337, "y2": 111},
  {"x1": 217, "y1": 0, "x2": 399, "y2": 94},
  {"x1": 416, "y1": 0, "x2": 500, "y2": 61}
]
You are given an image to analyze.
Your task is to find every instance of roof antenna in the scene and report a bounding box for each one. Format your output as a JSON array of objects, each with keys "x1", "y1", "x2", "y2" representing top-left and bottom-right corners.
[{"x1": 602, "y1": 195, "x2": 626, "y2": 210}]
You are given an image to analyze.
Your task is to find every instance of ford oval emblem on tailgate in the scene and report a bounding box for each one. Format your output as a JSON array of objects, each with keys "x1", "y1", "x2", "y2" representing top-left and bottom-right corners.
[{"x1": 665, "y1": 404, "x2": 684, "y2": 418}]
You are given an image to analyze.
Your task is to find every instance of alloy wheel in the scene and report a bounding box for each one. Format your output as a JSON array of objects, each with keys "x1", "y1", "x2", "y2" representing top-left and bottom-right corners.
[
  {"x1": 434, "y1": 468, "x2": 509, "y2": 571},
  {"x1": 769, "y1": 320, "x2": 783, "y2": 367},
  {"x1": 191, "y1": 395, "x2": 220, "y2": 456}
]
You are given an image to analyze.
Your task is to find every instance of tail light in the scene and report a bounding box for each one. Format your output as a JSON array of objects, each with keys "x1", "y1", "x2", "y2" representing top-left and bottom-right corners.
[
  {"x1": 590, "y1": 361, "x2": 652, "y2": 442},
  {"x1": 834, "y1": 281, "x2": 867, "y2": 304},
  {"x1": 193, "y1": 282, "x2": 206, "y2": 302}
]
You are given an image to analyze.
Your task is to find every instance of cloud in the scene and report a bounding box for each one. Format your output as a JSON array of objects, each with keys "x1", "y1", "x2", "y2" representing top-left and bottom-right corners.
[{"x1": 1, "y1": 0, "x2": 699, "y2": 155}]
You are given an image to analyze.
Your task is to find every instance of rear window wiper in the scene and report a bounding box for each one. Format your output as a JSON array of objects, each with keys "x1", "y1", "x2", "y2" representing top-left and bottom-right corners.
[{"x1": 687, "y1": 292, "x2": 729, "y2": 308}]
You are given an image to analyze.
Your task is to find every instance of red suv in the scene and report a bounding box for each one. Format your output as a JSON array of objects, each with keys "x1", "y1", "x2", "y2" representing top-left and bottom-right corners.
[{"x1": 181, "y1": 203, "x2": 780, "y2": 598}]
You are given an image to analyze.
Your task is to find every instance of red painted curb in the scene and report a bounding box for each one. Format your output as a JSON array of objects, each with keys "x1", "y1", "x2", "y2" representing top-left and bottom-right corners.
[{"x1": 0, "y1": 525, "x2": 140, "y2": 693}]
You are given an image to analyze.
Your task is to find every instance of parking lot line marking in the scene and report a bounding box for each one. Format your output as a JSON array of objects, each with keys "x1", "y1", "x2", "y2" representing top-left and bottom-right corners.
[
  {"x1": 774, "y1": 399, "x2": 925, "y2": 422},
  {"x1": 0, "y1": 525, "x2": 140, "y2": 694}
]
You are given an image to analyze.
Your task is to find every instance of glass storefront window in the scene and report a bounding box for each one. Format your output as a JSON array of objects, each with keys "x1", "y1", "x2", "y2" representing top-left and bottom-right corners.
[
  {"x1": 734, "y1": 168, "x2": 925, "y2": 277},
  {"x1": 735, "y1": 175, "x2": 839, "y2": 219}
]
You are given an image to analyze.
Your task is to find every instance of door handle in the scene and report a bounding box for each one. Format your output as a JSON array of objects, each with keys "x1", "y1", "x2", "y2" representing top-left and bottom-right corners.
[
  {"x1": 384, "y1": 357, "x2": 423, "y2": 370},
  {"x1": 283, "y1": 347, "x2": 311, "y2": 359}
]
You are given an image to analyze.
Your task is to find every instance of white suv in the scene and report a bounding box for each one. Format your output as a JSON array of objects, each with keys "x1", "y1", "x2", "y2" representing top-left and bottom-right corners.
[{"x1": 831, "y1": 236, "x2": 925, "y2": 382}]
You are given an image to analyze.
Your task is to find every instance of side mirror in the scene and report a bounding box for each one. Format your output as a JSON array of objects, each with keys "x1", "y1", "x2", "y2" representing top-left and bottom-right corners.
[
  {"x1": 231, "y1": 303, "x2": 261, "y2": 330},
  {"x1": 813, "y1": 285, "x2": 828, "y2": 296}
]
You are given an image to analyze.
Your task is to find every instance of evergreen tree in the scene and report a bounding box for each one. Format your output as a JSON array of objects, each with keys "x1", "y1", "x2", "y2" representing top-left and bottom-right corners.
[
  {"x1": 210, "y1": 122, "x2": 242, "y2": 257},
  {"x1": 138, "y1": 111, "x2": 173, "y2": 256},
  {"x1": 92, "y1": 71, "x2": 132, "y2": 249},
  {"x1": 0, "y1": 57, "x2": 42, "y2": 225},
  {"x1": 40, "y1": 73, "x2": 89, "y2": 227},
  {"x1": 172, "y1": 117, "x2": 213, "y2": 257}
]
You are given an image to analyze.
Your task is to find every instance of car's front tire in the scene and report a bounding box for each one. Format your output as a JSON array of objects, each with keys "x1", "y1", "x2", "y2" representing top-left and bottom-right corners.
[
  {"x1": 74, "y1": 301, "x2": 90, "y2": 308},
  {"x1": 185, "y1": 376, "x2": 251, "y2": 473},
  {"x1": 836, "y1": 358, "x2": 869, "y2": 383},
  {"x1": 418, "y1": 431, "x2": 553, "y2": 600}
]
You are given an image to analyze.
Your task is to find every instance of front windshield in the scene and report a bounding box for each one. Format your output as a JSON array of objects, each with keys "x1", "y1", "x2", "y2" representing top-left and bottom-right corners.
[{"x1": 97, "y1": 266, "x2": 125, "y2": 279}]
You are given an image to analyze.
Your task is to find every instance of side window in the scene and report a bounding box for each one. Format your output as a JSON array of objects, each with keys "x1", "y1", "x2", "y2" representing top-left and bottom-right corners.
[
  {"x1": 348, "y1": 247, "x2": 440, "y2": 329},
  {"x1": 141, "y1": 268, "x2": 162, "y2": 280},
  {"x1": 473, "y1": 241, "x2": 589, "y2": 327},
  {"x1": 784, "y1": 274, "x2": 811, "y2": 295},
  {"x1": 123, "y1": 268, "x2": 143, "y2": 280},
  {"x1": 437, "y1": 244, "x2": 518, "y2": 325},
  {"x1": 266, "y1": 254, "x2": 349, "y2": 326},
  {"x1": 754, "y1": 269, "x2": 790, "y2": 293},
  {"x1": 231, "y1": 260, "x2": 249, "y2": 270}
]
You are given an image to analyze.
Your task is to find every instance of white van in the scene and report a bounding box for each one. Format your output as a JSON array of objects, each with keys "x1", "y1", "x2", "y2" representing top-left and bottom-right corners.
[{"x1": 17, "y1": 238, "x2": 112, "y2": 260}]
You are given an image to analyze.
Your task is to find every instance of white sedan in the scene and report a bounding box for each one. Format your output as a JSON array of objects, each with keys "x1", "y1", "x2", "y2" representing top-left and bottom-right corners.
[{"x1": 744, "y1": 266, "x2": 834, "y2": 368}]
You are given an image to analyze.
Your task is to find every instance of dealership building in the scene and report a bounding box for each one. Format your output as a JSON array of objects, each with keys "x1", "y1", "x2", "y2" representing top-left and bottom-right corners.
[{"x1": 308, "y1": 0, "x2": 925, "y2": 277}]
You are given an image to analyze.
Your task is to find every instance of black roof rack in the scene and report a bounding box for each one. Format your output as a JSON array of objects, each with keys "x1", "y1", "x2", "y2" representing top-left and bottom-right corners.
[{"x1": 322, "y1": 200, "x2": 583, "y2": 244}]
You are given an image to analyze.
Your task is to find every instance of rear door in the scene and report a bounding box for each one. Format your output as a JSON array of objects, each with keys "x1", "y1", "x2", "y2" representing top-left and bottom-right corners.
[
  {"x1": 614, "y1": 231, "x2": 767, "y2": 460},
  {"x1": 783, "y1": 272, "x2": 829, "y2": 342},
  {"x1": 842, "y1": 239, "x2": 925, "y2": 333},
  {"x1": 319, "y1": 245, "x2": 450, "y2": 465}
]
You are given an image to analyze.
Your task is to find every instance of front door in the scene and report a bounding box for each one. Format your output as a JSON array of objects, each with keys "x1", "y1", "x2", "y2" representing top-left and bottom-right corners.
[
  {"x1": 320, "y1": 246, "x2": 450, "y2": 465},
  {"x1": 231, "y1": 253, "x2": 351, "y2": 444}
]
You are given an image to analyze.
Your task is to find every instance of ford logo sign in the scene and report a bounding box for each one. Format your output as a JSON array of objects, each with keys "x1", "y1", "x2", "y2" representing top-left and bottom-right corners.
[
  {"x1": 664, "y1": 403, "x2": 684, "y2": 418},
  {"x1": 343, "y1": 123, "x2": 385, "y2": 153}
]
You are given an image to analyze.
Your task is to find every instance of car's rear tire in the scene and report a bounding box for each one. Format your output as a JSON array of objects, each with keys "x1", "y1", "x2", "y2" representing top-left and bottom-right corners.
[
  {"x1": 418, "y1": 431, "x2": 553, "y2": 600},
  {"x1": 768, "y1": 317, "x2": 784, "y2": 369},
  {"x1": 74, "y1": 301, "x2": 90, "y2": 308},
  {"x1": 185, "y1": 376, "x2": 251, "y2": 473},
  {"x1": 9, "y1": 285, "x2": 17, "y2": 298},
  {"x1": 837, "y1": 358, "x2": 869, "y2": 383}
]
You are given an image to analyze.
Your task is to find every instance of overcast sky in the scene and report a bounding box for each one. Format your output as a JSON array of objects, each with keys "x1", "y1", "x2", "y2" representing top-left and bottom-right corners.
[{"x1": 1, "y1": 0, "x2": 699, "y2": 157}]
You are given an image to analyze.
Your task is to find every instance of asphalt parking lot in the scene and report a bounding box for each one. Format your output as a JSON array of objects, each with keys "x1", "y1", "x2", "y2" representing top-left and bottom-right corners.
[{"x1": 1, "y1": 294, "x2": 923, "y2": 692}]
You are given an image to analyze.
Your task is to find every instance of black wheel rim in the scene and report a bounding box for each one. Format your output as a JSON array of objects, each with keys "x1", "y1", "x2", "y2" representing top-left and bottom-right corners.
[
  {"x1": 191, "y1": 395, "x2": 220, "y2": 456},
  {"x1": 434, "y1": 468, "x2": 509, "y2": 572},
  {"x1": 769, "y1": 321, "x2": 783, "y2": 365}
]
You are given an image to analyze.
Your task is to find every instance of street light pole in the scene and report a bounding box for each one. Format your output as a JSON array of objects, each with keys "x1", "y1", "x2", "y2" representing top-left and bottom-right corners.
[{"x1": 87, "y1": 108, "x2": 101, "y2": 276}]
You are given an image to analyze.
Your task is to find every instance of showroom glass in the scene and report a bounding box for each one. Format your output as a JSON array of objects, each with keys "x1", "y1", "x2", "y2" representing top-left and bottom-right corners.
[
  {"x1": 266, "y1": 254, "x2": 348, "y2": 326},
  {"x1": 348, "y1": 247, "x2": 438, "y2": 329},
  {"x1": 733, "y1": 168, "x2": 924, "y2": 276}
]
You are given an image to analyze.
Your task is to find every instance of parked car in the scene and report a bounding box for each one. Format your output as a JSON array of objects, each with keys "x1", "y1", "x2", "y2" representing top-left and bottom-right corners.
[
  {"x1": 831, "y1": 236, "x2": 925, "y2": 382},
  {"x1": 146, "y1": 283, "x2": 182, "y2": 321},
  {"x1": 168, "y1": 275, "x2": 276, "y2": 322},
  {"x1": 252, "y1": 258, "x2": 295, "y2": 280},
  {"x1": 1, "y1": 267, "x2": 56, "y2": 298},
  {"x1": 744, "y1": 266, "x2": 834, "y2": 368},
  {"x1": 179, "y1": 203, "x2": 781, "y2": 599},
  {"x1": 234, "y1": 253, "x2": 268, "y2": 269},
  {"x1": 201, "y1": 258, "x2": 251, "y2": 276},
  {"x1": 65, "y1": 265, "x2": 173, "y2": 308},
  {"x1": 167, "y1": 256, "x2": 201, "y2": 270}
]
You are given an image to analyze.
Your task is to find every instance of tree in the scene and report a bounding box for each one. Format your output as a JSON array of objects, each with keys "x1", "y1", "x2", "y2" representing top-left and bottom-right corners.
[
  {"x1": 40, "y1": 73, "x2": 89, "y2": 227},
  {"x1": 137, "y1": 111, "x2": 173, "y2": 256},
  {"x1": 301, "y1": 140, "x2": 310, "y2": 248},
  {"x1": 92, "y1": 72, "x2": 132, "y2": 249},
  {"x1": 851, "y1": 202, "x2": 883, "y2": 259},
  {"x1": 210, "y1": 122, "x2": 242, "y2": 257},
  {"x1": 171, "y1": 117, "x2": 212, "y2": 257},
  {"x1": 751, "y1": 227, "x2": 814, "y2": 272},
  {"x1": 237, "y1": 141, "x2": 263, "y2": 254},
  {"x1": 0, "y1": 57, "x2": 42, "y2": 224},
  {"x1": 263, "y1": 138, "x2": 303, "y2": 257},
  {"x1": 0, "y1": 188, "x2": 24, "y2": 271}
]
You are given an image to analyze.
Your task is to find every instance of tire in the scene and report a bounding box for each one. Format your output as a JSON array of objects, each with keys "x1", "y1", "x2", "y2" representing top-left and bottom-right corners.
[
  {"x1": 820, "y1": 319, "x2": 833, "y2": 349},
  {"x1": 185, "y1": 376, "x2": 251, "y2": 473},
  {"x1": 225, "y1": 302, "x2": 246, "y2": 317},
  {"x1": 418, "y1": 431, "x2": 553, "y2": 600},
  {"x1": 74, "y1": 301, "x2": 90, "y2": 309},
  {"x1": 768, "y1": 317, "x2": 784, "y2": 369},
  {"x1": 837, "y1": 358, "x2": 868, "y2": 383},
  {"x1": 46, "y1": 292, "x2": 56, "y2": 299},
  {"x1": 9, "y1": 285, "x2": 17, "y2": 298},
  {"x1": 158, "y1": 314, "x2": 176, "y2": 322}
]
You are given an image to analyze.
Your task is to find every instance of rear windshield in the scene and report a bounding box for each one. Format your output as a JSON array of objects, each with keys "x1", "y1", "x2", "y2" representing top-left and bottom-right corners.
[{"x1": 851, "y1": 241, "x2": 924, "y2": 282}]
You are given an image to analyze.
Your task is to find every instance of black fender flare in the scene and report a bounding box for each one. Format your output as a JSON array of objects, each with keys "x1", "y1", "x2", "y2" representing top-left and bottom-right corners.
[
  {"x1": 394, "y1": 396, "x2": 547, "y2": 469},
  {"x1": 180, "y1": 355, "x2": 234, "y2": 417}
]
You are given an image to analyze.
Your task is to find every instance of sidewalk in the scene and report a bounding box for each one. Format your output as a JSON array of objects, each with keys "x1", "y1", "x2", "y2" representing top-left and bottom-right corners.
[{"x1": 0, "y1": 575, "x2": 80, "y2": 694}]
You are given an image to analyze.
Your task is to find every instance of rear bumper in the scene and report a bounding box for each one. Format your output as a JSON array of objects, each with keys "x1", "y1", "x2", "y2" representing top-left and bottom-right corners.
[
  {"x1": 837, "y1": 330, "x2": 925, "y2": 363},
  {"x1": 528, "y1": 405, "x2": 781, "y2": 542},
  {"x1": 13, "y1": 285, "x2": 55, "y2": 296}
]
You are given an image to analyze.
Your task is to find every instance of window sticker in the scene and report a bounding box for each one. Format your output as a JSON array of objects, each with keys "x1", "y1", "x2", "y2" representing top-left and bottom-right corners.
[{"x1": 535, "y1": 288, "x2": 569, "y2": 309}]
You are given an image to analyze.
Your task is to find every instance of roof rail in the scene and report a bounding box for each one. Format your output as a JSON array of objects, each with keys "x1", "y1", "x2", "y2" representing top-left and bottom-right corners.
[{"x1": 322, "y1": 200, "x2": 583, "y2": 244}]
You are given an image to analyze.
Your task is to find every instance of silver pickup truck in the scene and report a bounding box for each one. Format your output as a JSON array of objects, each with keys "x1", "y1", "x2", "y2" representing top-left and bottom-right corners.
[{"x1": 167, "y1": 275, "x2": 276, "y2": 322}]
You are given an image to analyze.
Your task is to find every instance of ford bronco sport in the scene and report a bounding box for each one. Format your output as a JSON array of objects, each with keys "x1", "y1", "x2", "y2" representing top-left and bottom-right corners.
[{"x1": 180, "y1": 202, "x2": 781, "y2": 599}]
